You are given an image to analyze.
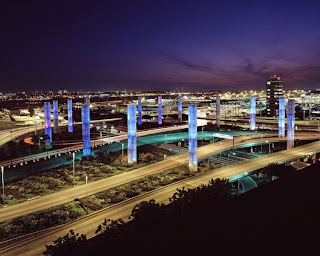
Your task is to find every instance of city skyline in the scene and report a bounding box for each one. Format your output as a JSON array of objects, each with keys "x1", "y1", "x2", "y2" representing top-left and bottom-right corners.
[{"x1": 1, "y1": 0, "x2": 320, "y2": 92}]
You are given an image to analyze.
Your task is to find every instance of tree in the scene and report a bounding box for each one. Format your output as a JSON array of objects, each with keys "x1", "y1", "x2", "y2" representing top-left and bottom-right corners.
[
  {"x1": 43, "y1": 230, "x2": 87, "y2": 256},
  {"x1": 261, "y1": 163, "x2": 296, "y2": 178},
  {"x1": 28, "y1": 106, "x2": 35, "y2": 116},
  {"x1": 129, "y1": 199, "x2": 164, "y2": 222}
]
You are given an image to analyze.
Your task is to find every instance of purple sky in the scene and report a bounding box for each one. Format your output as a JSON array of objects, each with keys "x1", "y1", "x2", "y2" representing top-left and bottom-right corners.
[{"x1": 1, "y1": 0, "x2": 320, "y2": 92}]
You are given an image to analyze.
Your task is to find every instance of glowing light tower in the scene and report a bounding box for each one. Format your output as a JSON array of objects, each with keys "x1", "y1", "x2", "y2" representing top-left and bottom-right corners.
[
  {"x1": 278, "y1": 97, "x2": 285, "y2": 137},
  {"x1": 85, "y1": 95, "x2": 90, "y2": 106},
  {"x1": 138, "y1": 96, "x2": 142, "y2": 125},
  {"x1": 250, "y1": 96, "x2": 256, "y2": 131},
  {"x1": 53, "y1": 100, "x2": 59, "y2": 133},
  {"x1": 287, "y1": 99, "x2": 295, "y2": 149},
  {"x1": 127, "y1": 104, "x2": 137, "y2": 165},
  {"x1": 178, "y1": 96, "x2": 182, "y2": 123},
  {"x1": 188, "y1": 105, "x2": 197, "y2": 172},
  {"x1": 158, "y1": 96, "x2": 162, "y2": 125},
  {"x1": 81, "y1": 104, "x2": 91, "y2": 156},
  {"x1": 216, "y1": 96, "x2": 220, "y2": 130},
  {"x1": 44, "y1": 102, "x2": 52, "y2": 148},
  {"x1": 67, "y1": 98, "x2": 73, "y2": 132}
]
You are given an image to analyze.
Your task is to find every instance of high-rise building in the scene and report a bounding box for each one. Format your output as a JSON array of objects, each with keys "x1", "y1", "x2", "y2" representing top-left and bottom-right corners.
[{"x1": 266, "y1": 75, "x2": 284, "y2": 116}]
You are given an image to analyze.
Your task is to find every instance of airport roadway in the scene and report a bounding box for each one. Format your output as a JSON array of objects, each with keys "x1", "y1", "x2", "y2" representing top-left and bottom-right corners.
[
  {"x1": 1, "y1": 130, "x2": 246, "y2": 182},
  {"x1": 1, "y1": 137, "x2": 320, "y2": 256},
  {"x1": 0, "y1": 118, "x2": 122, "y2": 146},
  {"x1": 0, "y1": 133, "x2": 317, "y2": 223}
]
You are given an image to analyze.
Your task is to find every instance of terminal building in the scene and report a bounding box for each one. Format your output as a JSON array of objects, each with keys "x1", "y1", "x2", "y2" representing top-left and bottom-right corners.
[{"x1": 266, "y1": 75, "x2": 284, "y2": 116}]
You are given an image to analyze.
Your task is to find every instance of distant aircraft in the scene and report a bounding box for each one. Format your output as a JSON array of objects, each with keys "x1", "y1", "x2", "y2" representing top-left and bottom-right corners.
[{"x1": 9, "y1": 113, "x2": 64, "y2": 125}]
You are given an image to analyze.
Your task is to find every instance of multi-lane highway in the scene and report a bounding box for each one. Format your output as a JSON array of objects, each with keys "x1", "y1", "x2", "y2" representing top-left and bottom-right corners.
[
  {"x1": 2, "y1": 130, "x2": 249, "y2": 182},
  {"x1": 0, "y1": 118, "x2": 123, "y2": 147},
  {"x1": 1, "y1": 137, "x2": 320, "y2": 256},
  {"x1": 0, "y1": 124, "x2": 194, "y2": 168},
  {"x1": 200, "y1": 116, "x2": 320, "y2": 132},
  {"x1": 0, "y1": 132, "x2": 317, "y2": 223}
]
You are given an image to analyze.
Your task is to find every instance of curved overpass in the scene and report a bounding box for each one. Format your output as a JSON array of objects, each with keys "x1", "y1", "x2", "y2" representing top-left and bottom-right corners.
[
  {"x1": 1, "y1": 137, "x2": 320, "y2": 256},
  {"x1": 0, "y1": 132, "x2": 317, "y2": 223},
  {"x1": 0, "y1": 118, "x2": 123, "y2": 147}
]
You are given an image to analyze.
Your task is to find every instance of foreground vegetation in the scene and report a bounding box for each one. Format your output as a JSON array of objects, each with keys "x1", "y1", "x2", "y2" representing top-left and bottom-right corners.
[
  {"x1": 1, "y1": 145, "x2": 173, "y2": 205},
  {"x1": 43, "y1": 163, "x2": 309, "y2": 256},
  {"x1": 0, "y1": 162, "x2": 216, "y2": 242}
]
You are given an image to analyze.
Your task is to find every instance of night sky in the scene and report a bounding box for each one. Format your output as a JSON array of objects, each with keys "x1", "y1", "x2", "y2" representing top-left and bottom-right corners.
[{"x1": 1, "y1": 0, "x2": 320, "y2": 92}]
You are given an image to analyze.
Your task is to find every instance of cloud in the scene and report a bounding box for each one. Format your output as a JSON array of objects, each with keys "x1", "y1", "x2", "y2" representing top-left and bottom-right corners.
[{"x1": 163, "y1": 55, "x2": 214, "y2": 73}]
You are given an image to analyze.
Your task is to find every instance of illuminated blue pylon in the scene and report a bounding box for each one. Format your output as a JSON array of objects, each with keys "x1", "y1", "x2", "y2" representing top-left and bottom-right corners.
[
  {"x1": 67, "y1": 98, "x2": 73, "y2": 132},
  {"x1": 138, "y1": 96, "x2": 142, "y2": 125},
  {"x1": 158, "y1": 96, "x2": 162, "y2": 125},
  {"x1": 216, "y1": 96, "x2": 220, "y2": 129},
  {"x1": 287, "y1": 99, "x2": 295, "y2": 149},
  {"x1": 250, "y1": 96, "x2": 256, "y2": 131},
  {"x1": 178, "y1": 96, "x2": 182, "y2": 122},
  {"x1": 278, "y1": 97, "x2": 285, "y2": 137},
  {"x1": 188, "y1": 104, "x2": 197, "y2": 172},
  {"x1": 44, "y1": 102, "x2": 52, "y2": 148},
  {"x1": 53, "y1": 100, "x2": 59, "y2": 133},
  {"x1": 127, "y1": 104, "x2": 137, "y2": 164},
  {"x1": 82, "y1": 104, "x2": 91, "y2": 156}
]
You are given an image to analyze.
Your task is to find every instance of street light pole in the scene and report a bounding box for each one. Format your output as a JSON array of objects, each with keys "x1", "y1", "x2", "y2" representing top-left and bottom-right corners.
[
  {"x1": 164, "y1": 154, "x2": 167, "y2": 171},
  {"x1": 73, "y1": 152, "x2": 75, "y2": 187},
  {"x1": 1, "y1": 166, "x2": 4, "y2": 206},
  {"x1": 202, "y1": 126, "x2": 204, "y2": 145},
  {"x1": 85, "y1": 175, "x2": 88, "y2": 197},
  {"x1": 34, "y1": 117, "x2": 37, "y2": 136},
  {"x1": 122, "y1": 143, "x2": 124, "y2": 163}
]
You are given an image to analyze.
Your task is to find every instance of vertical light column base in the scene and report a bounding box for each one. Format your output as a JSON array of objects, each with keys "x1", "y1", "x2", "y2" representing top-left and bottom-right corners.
[
  {"x1": 128, "y1": 160, "x2": 137, "y2": 166},
  {"x1": 54, "y1": 121, "x2": 59, "y2": 134},
  {"x1": 189, "y1": 163, "x2": 197, "y2": 172}
]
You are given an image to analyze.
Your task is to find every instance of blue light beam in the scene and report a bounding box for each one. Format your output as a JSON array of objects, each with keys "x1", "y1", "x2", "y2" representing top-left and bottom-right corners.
[
  {"x1": 53, "y1": 100, "x2": 59, "y2": 133},
  {"x1": 44, "y1": 102, "x2": 52, "y2": 148},
  {"x1": 250, "y1": 96, "x2": 256, "y2": 130},
  {"x1": 278, "y1": 97, "x2": 285, "y2": 137},
  {"x1": 138, "y1": 96, "x2": 142, "y2": 125},
  {"x1": 67, "y1": 98, "x2": 73, "y2": 132},
  {"x1": 287, "y1": 99, "x2": 295, "y2": 149},
  {"x1": 127, "y1": 104, "x2": 137, "y2": 164},
  {"x1": 188, "y1": 105, "x2": 197, "y2": 172},
  {"x1": 82, "y1": 104, "x2": 91, "y2": 156}
]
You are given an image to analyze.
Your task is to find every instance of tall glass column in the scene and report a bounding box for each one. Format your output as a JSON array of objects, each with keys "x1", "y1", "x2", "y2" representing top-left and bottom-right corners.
[
  {"x1": 216, "y1": 96, "x2": 220, "y2": 130},
  {"x1": 278, "y1": 97, "x2": 285, "y2": 137},
  {"x1": 82, "y1": 104, "x2": 91, "y2": 156},
  {"x1": 127, "y1": 104, "x2": 137, "y2": 164},
  {"x1": 250, "y1": 96, "x2": 256, "y2": 131},
  {"x1": 44, "y1": 102, "x2": 52, "y2": 148},
  {"x1": 67, "y1": 98, "x2": 73, "y2": 132},
  {"x1": 158, "y1": 96, "x2": 162, "y2": 125},
  {"x1": 287, "y1": 99, "x2": 295, "y2": 149},
  {"x1": 53, "y1": 100, "x2": 59, "y2": 133},
  {"x1": 138, "y1": 96, "x2": 142, "y2": 125},
  {"x1": 85, "y1": 95, "x2": 90, "y2": 106},
  {"x1": 178, "y1": 96, "x2": 182, "y2": 123},
  {"x1": 188, "y1": 105, "x2": 197, "y2": 172}
]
